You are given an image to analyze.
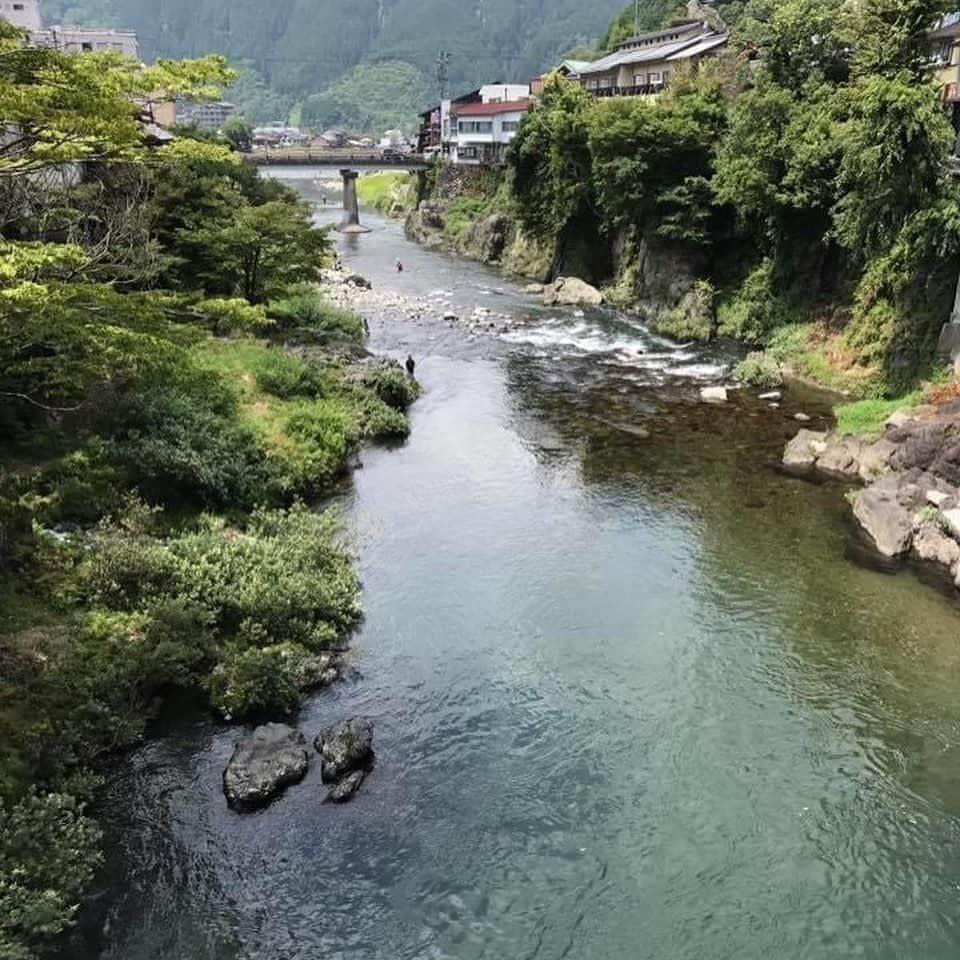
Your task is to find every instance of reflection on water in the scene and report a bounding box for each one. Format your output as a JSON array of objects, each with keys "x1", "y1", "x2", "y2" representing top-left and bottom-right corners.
[{"x1": 88, "y1": 176, "x2": 960, "y2": 960}]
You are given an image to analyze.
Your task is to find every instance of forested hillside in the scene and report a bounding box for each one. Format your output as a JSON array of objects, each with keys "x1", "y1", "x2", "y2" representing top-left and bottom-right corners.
[{"x1": 40, "y1": 0, "x2": 630, "y2": 128}]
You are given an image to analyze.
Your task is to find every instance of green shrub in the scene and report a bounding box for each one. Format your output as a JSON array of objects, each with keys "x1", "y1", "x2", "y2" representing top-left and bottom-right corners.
[
  {"x1": 358, "y1": 363, "x2": 419, "y2": 410},
  {"x1": 79, "y1": 503, "x2": 361, "y2": 652},
  {"x1": 251, "y1": 348, "x2": 330, "y2": 399},
  {"x1": 0, "y1": 791, "x2": 102, "y2": 959},
  {"x1": 194, "y1": 298, "x2": 273, "y2": 336},
  {"x1": 349, "y1": 391, "x2": 411, "y2": 441},
  {"x1": 207, "y1": 643, "x2": 305, "y2": 719},
  {"x1": 733, "y1": 351, "x2": 784, "y2": 388},
  {"x1": 267, "y1": 287, "x2": 363, "y2": 340},
  {"x1": 281, "y1": 400, "x2": 354, "y2": 488},
  {"x1": 717, "y1": 260, "x2": 783, "y2": 344},
  {"x1": 106, "y1": 374, "x2": 270, "y2": 509}
]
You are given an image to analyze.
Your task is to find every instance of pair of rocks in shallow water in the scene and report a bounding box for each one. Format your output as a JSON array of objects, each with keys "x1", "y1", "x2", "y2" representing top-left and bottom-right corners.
[{"x1": 223, "y1": 718, "x2": 374, "y2": 810}]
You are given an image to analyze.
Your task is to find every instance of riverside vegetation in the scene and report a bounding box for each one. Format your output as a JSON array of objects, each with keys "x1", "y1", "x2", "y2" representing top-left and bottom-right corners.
[
  {"x1": 0, "y1": 22, "x2": 417, "y2": 959},
  {"x1": 401, "y1": 0, "x2": 960, "y2": 414}
]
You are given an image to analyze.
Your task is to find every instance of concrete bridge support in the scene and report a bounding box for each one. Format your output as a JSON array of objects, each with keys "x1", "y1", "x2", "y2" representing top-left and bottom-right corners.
[{"x1": 338, "y1": 169, "x2": 370, "y2": 233}]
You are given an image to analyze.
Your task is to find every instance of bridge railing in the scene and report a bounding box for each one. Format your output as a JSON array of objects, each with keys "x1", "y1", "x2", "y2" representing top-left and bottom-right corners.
[{"x1": 248, "y1": 149, "x2": 426, "y2": 167}]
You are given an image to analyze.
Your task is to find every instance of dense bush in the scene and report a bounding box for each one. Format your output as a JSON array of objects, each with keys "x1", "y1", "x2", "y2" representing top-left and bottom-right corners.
[
  {"x1": 359, "y1": 363, "x2": 420, "y2": 411},
  {"x1": 0, "y1": 791, "x2": 102, "y2": 959},
  {"x1": 105, "y1": 378, "x2": 270, "y2": 510},
  {"x1": 267, "y1": 287, "x2": 364, "y2": 340},
  {"x1": 251, "y1": 348, "x2": 330, "y2": 399},
  {"x1": 208, "y1": 643, "x2": 306, "y2": 718},
  {"x1": 80, "y1": 501, "x2": 361, "y2": 653},
  {"x1": 733, "y1": 351, "x2": 784, "y2": 388}
]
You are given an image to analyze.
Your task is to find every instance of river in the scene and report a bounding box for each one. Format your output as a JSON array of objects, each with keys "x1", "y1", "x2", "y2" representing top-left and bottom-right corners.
[{"x1": 88, "y1": 172, "x2": 960, "y2": 960}]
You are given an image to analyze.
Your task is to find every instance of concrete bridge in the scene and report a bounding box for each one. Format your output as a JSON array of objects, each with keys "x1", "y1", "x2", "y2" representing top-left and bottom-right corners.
[
  {"x1": 252, "y1": 149, "x2": 428, "y2": 232},
  {"x1": 248, "y1": 148, "x2": 428, "y2": 170}
]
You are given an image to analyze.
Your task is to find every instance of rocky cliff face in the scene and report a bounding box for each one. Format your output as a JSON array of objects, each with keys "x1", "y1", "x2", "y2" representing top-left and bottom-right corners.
[{"x1": 405, "y1": 170, "x2": 713, "y2": 327}]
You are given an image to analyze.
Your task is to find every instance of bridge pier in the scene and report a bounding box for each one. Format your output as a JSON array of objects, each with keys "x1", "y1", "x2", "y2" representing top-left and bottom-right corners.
[{"x1": 338, "y1": 169, "x2": 370, "y2": 234}]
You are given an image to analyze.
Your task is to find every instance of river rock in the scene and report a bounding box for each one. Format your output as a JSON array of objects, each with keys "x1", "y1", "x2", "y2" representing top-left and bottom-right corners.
[
  {"x1": 857, "y1": 438, "x2": 897, "y2": 482},
  {"x1": 328, "y1": 769, "x2": 366, "y2": 804},
  {"x1": 344, "y1": 273, "x2": 371, "y2": 289},
  {"x1": 782, "y1": 429, "x2": 828, "y2": 469},
  {"x1": 758, "y1": 391, "x2": 782, "y2": 401},
  {"x1": 942, "y1": 508, "x2": 960, "y2": 541},
  {"x1": 927, "y1": 489, "x2": 952, "y2": 508},
  {"x1": 852, "y1": 480, "x2": 915, "y2": 558},
  {"x1": 885, "y1": 409, "x2": 913, "y2": 429},
  {"x1": 912, "y1": 522, "x2": 960, "y2": 571},
  {"x1": 223, "y1": 723, "x2": 310, "y2": 809},
  {"x1": 816, "y1": 436, "x2": 863, "y2": 480},
  {"x1": 314, "y1": 718, "x2": 374, "y2": 782},
  {"x1": 794, "y1": 412, "x2": 812, "y2": 422},
  {"x1": 542, "y1": 277, "x2": 604, "y2": 307},
  {"x1": 700, "y1": 386, "x2": 728, "y2": 404},
  {"x1": 522, "y1": 283, "x2": 544, "y2": 295}
]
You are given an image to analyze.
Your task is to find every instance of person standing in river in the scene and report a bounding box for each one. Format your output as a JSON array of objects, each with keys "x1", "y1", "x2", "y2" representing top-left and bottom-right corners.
[{"x1": 405, "y1": 355, "x2": 415, "y2": 377}]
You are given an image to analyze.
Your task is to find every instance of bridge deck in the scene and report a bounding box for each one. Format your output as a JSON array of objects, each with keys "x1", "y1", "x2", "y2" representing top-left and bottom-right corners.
[{"x1": 248, "y1": 150, "x2": 428, "y2": 169}]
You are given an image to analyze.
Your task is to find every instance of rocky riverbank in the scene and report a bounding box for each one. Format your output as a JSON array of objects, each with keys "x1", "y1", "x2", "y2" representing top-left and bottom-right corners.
[{"x1": 783, "y1": 402, "x2": 960, "y2": 589}]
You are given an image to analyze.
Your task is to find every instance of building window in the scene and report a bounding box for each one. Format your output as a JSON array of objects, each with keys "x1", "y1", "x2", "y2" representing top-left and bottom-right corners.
[
  {"x1": 458, "y1": 121, "x2": 493, "y2": 134},
  {"x1": 13, "y1": 4, "x2": 25, "y2": 10},
  {"x1": 81, "y1": 42, "x2": 92, "y2": 51},
  {"x1": 634, "y1": 74, "x2": 646, "y2": 86},
  {"x1": 501, "y1": 120, "x2": 519, "y2": 132},
  {"x1": 649, "y1": 71, "x2": 662, "y2": 85}
]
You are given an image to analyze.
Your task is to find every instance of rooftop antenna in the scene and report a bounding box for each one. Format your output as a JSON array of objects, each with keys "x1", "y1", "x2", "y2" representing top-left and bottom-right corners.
[{"x1": 436, "y1": 50, "x2": 450, "y2": 101}]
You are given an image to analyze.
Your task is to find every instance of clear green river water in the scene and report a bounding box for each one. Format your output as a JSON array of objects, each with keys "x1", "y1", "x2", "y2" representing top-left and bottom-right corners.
[{"x1": 87, "y1": 174, "x2": 960, "y2": 960}]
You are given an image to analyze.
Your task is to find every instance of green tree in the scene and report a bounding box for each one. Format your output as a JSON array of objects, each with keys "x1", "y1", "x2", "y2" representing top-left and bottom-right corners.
[
  {"x1": 222, "y1": 116, "x2": 254, "y2": 151},
  {"x1": 183, "y1": 199, "x2": 330, "y2": 302}
]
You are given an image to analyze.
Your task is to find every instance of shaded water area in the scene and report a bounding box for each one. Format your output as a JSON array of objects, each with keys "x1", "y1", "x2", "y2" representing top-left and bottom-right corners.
[{"x1": 88, "y1": 172, "x2": 960, "y2": 960}]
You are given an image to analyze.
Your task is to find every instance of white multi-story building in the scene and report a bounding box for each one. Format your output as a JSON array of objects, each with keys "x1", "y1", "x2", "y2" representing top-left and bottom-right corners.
[
  {"x1": 450, "y1": 99, "x2": 530, "y2": 166},
  {"x1": 0, "y1": 0, "x2": 139, "y2": 58},
  {"x1": 0, "y1": 0, "x2": 41, "y2": 30},
  {"x1": 428, "y1": 82, "x2": 531, "y2": 166}
]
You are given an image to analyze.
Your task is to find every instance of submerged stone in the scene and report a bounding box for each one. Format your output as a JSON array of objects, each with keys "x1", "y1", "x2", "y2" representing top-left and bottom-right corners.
[
  {"x1": 314, "y1": 717, "x2": 374, "y2": 782},
  {"x1": 223, "y1": 723, "x2": 310, "y2": 810}
]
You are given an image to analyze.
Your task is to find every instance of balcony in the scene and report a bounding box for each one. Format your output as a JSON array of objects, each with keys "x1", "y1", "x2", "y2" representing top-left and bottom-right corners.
[{"x1": 586, "y1": 83, "x2": 664, "y2": 98}]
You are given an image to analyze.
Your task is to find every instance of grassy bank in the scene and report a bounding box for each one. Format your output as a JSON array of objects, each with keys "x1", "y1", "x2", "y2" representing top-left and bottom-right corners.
[{"x1": 356, "y1": 171, "x2": 417, "y2": 217}]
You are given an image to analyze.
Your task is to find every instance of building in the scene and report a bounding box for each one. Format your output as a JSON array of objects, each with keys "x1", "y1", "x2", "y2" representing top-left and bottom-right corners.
[
  {"x1": 531, "y1": 60, "x2": 592, "y2": 97},
  {"x1": 449, "y1": 99, "x2": 530, "y2": 166},
  {"x1": 929, "y1": 12, "x2": 960, "y2": 134},
  {"x1": 575, "y1": 20, "x2": 727, "y2": 97},
  {"x1": 176, "y1": 99, "x2": 236, "y2": 131},
  {"x1": 0, "y1": 0, "x2": 139, "y2": 57},
  {"x1": 417, "y1": 81, "x2": 531, "y2": 165},
  {"x1": 0, "y1": 0, "x2": 40, "y2": 30}
]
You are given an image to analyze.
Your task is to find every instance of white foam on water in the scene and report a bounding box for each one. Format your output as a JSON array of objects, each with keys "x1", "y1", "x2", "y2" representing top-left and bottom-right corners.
[{"x1": 499, "y1": 314, "x2": 724, "y2": 382}]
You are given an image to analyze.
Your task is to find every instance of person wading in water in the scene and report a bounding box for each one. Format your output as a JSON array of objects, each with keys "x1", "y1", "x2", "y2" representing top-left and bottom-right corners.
[
  {"x1": 395, "y1": 259, "x2": 404, "y2": 273},
  {"x1": 406, "y1": 355, "x2": 416, "y2": 377}
]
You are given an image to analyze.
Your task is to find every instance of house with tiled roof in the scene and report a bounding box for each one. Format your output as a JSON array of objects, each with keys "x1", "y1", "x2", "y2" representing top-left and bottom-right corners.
[{"x1": 575, "y1": 19, "x2": 727, "y2": 98}]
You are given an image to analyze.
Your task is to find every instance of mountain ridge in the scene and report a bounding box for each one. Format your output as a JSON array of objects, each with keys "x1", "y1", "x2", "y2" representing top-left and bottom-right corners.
[{"x1": 41, "y1": 0, "x2": 630, "y2": 128}]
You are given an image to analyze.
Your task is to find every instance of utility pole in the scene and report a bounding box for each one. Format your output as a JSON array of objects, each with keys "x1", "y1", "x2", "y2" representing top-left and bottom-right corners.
[
  {"x1": 436, "y1": 50, "x2": 450, "y2": 101},
  {"x1": 634, "y1": 0, "x2": 640, "y2": 35}
]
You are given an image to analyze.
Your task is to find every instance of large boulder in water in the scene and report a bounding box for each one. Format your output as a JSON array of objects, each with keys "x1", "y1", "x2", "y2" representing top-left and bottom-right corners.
[
  {"x1": 223, "y1": 723, "x2": 310, "y2": 809},
  {"x1": 852, "y1": 476, "x2": 916, "y2": 558},
  {"x1": 782, "y1": 429, "x2": 828, "y2": 471},
  {"x1": 542, "y1": 277, "x2": 604, "y2": 307},
  {"x1": 314, "y1": 717, "x2": 374, "y2": 783}
]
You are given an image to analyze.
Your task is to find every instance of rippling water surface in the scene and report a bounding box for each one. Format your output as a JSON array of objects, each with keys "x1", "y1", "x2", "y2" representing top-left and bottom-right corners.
[{"x1": 89, "y1": 174, "x2": 960, "y2": 960}]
